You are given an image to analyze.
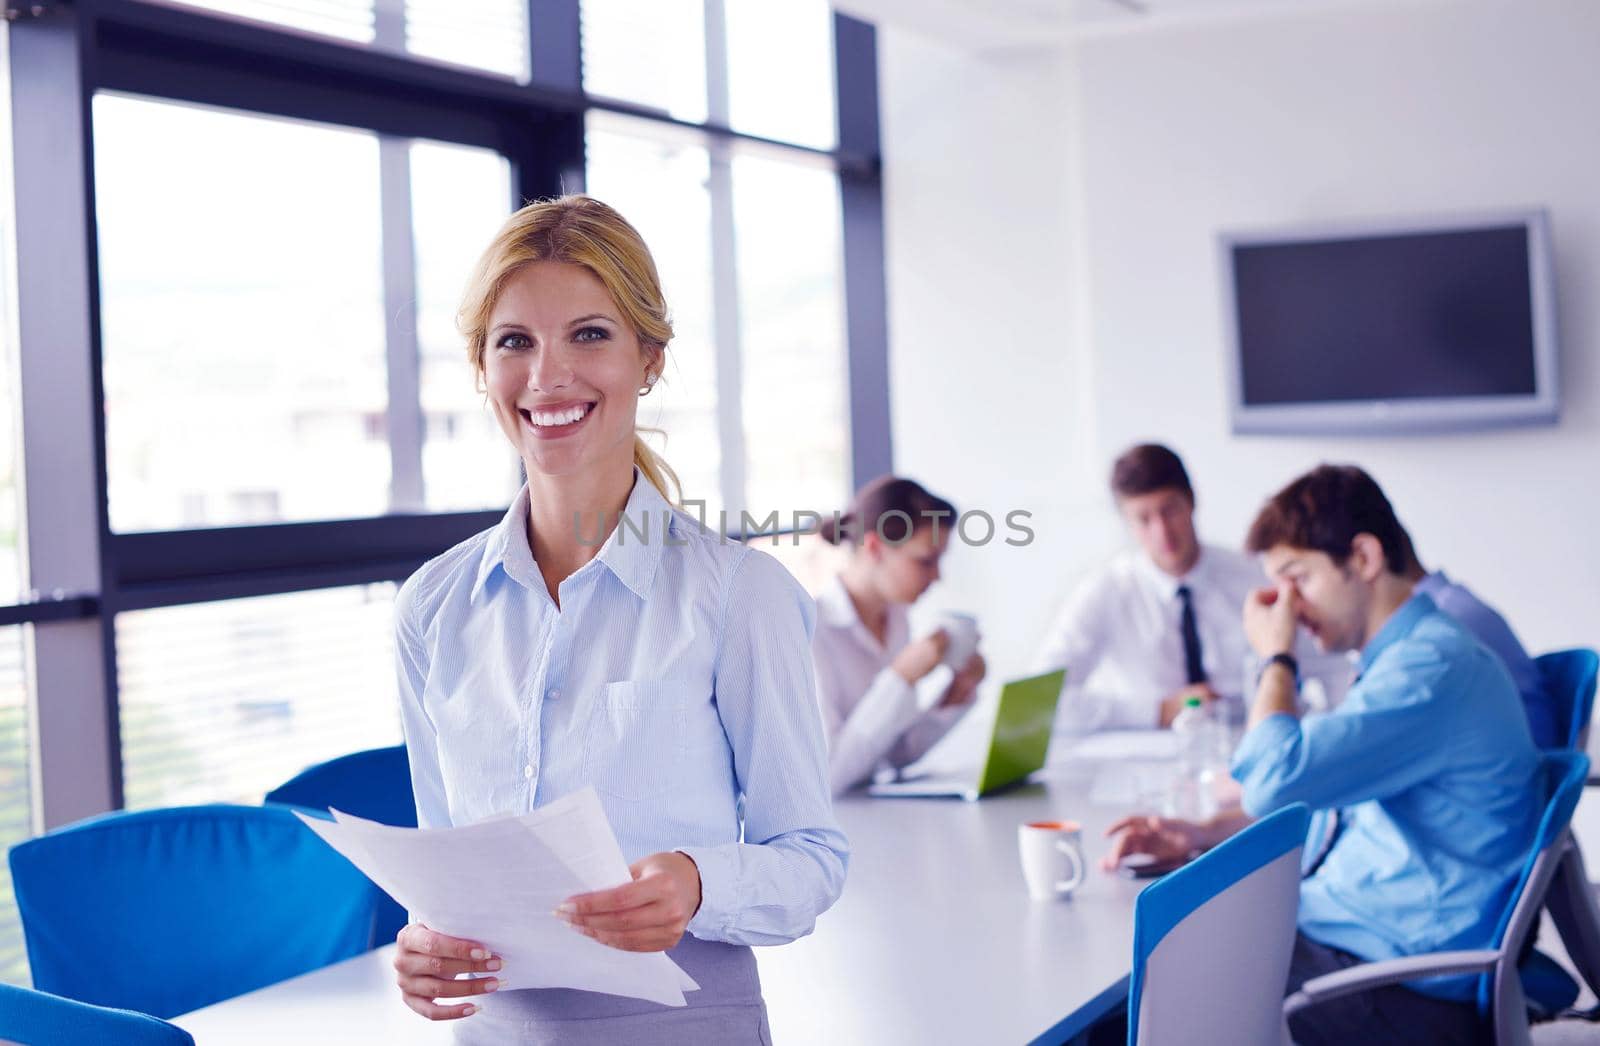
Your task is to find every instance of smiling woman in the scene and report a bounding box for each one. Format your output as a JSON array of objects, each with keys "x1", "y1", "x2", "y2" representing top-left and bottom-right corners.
[
  {"x1": 458, "y1": 197, "x2": 681, "y2": 509},
  {"x1": 389, "y1": 195, "x2": 847, "y2": 1044}
]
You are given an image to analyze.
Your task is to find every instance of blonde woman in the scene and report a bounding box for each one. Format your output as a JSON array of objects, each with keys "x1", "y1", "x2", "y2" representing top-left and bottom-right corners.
[
  {"x1": 813, "y1": 476, "x2": 986, "y2": 796},
  {"x1": 390, "y1": 196, "x2": 847, "y2": 1043}
]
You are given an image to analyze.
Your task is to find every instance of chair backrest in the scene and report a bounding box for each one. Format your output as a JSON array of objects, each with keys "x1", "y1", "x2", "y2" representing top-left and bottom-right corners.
[
  {"x1": 1480, "y1": 750, "x2": 1591, "y2": 1034},
  {"x1": 1536, "y1": 648, "x2": 1598, "y2": 751},
  {"x1": 263, "y1": 745, "x2": 416, "y2": 828},
  {"x1": 263, "y1": 744, "x2": 415, "y2": 944},
  {"x1": 1128, "y1": 803, "x2": 1310, "y2": 1046},
  {"x1": 8, "y1": 804, "x2": 381, "y2": 1019},
  {"x1": 0, "y1": 982, "x2": 195, "y2": 1046}
]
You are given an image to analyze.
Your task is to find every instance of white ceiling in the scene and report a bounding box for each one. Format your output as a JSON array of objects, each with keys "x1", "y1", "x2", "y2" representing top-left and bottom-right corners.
[{"x1": 831, "y1": 0, "x2": 1429, "y2": 49}]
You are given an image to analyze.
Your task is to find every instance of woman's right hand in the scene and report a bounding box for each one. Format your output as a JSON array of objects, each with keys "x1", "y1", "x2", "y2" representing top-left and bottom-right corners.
[
  {"x1": 892, "y1": 629, "x2": 950, "y2": 684},
  {"x1": 394, "y1": 923, "x2": 503, "y2": 1021}
]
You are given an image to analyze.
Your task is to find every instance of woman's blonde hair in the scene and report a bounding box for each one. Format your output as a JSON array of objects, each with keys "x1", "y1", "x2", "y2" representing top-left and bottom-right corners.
[{"x1": 458, "y1": 194, "x2": 681, "y2": 502}]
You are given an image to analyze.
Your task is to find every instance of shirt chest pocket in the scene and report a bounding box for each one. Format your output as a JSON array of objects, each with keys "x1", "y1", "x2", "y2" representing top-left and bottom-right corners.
[{"x1": 582, "y1": 679, "x2": 709, "y2": 802}]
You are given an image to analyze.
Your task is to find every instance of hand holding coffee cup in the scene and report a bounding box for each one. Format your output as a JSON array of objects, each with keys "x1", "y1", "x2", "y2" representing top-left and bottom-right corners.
[
  {"x1": 1018, "y1": 820, "x2": 1087, "y2": 902},
  {"x1": 933, "y1": 612, "x2": 980, "y2": 671},
  {"x1": 891, "y1": 630, "x2": 950, "y2": 684}
]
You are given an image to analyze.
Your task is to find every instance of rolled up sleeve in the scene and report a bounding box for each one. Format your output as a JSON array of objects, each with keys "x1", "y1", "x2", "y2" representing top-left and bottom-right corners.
[{"x1": 1230, "y1": 647, "x2": 1454, "y2": 816}]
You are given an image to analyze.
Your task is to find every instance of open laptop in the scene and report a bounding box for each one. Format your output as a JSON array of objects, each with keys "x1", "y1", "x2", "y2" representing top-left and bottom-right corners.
[{"x1": 866, "y1": 668, "x2": 1067, "y2": 801}]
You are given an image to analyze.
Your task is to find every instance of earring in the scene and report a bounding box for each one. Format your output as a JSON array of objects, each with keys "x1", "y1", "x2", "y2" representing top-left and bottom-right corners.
[{"x1": 639, "y1": 376, "x2": 657, "y2": 397}]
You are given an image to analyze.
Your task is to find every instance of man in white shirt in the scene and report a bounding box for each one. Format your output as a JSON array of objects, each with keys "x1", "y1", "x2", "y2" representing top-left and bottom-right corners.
[{"x1": 1032, "y1": 444, "x2": 1344, "y2": 734}]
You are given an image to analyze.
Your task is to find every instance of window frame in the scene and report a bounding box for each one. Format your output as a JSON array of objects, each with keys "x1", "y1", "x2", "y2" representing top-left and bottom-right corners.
[{"x1": 3, "y1": 0, "x2": 889, "y2": 823}]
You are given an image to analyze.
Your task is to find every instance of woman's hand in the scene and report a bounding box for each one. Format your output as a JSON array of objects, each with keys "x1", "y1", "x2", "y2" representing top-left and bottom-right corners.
[
  {"x1": 892, "y1": 629, "x2": 950, "y2": 684},
  {"x1": 557, "y1": 851, "x2": 703, "y2": 952},
  {"x1": 393, "y1": 923, "x2": 502, "y2": 1021},
  {"x1": 939, "y1": 651, "x2": 986, "y2": 708}
]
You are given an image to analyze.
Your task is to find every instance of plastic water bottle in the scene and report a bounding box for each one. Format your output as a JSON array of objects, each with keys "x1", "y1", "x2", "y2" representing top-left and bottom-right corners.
[{"x1": 1168, "y1": 697, "x2": 1219, "y2": 821}]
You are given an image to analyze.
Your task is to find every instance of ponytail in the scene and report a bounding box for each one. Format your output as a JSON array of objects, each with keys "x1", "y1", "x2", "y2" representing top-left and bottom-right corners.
[{"x1": 633, "y1": 432, "x2": 681, "y2": 504}]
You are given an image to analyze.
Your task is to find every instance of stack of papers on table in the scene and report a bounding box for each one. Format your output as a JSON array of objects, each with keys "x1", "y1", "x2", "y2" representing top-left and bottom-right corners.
[{"x1": 295, "y1": 787, "x2": 699, "y2": 1007}]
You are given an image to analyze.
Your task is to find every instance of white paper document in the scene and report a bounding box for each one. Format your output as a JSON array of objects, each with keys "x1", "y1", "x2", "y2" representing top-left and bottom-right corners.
[{"x1": 294, "y1": 787, "x2": 700, "y2": 1007}]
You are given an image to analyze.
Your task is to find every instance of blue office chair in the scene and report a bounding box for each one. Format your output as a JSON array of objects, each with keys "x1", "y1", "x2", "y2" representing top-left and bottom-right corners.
[
  {"x1": 264, "y1": 744, "x2": 415, "y2": 945},
  {"x1": 1528, "y1": 649, "x2": 1600, "y2": 1017},
  {"x1": 0, "y1": 982, "x2": 194, "y2": 1046},
  {"x1": 8, "y1": 803, "x2": 382, "y2": 1019},
  {"x1": 264, "y1": 745, "x2": 416, "y2": 828},
  {"x1": 1286, "y1": 751, "x2": 1591, "y2": 1045},
  {"x1": 1537, "y1": 648, "x2": 1598, "y2": 752},
  {"x1": 1127, "y1": 803, "x2": 1309, "y2": 1045}
]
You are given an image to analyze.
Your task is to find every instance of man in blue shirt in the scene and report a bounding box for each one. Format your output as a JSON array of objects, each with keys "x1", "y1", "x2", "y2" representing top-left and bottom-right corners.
[{"x1": 1105, "y1": 465, "x2": 1542, "y2": 1044}]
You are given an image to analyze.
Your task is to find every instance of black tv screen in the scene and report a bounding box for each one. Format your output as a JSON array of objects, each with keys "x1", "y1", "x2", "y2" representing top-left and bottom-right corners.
[{"x1": 1222, "y1": 211, "x2": 1557, "y2": 434}]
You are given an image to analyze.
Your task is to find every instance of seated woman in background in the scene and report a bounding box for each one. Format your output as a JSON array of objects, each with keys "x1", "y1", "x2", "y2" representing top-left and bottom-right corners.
[
  {"x1": 389, "y1": 195, "x2": 846, "y2": 1043},
  {"x1": 813, "y1": 476, "x2": 986, "y2": 796}
]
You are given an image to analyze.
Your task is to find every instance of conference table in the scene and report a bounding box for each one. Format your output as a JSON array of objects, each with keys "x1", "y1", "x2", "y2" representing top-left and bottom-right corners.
[{"x1": 174, "y1": 750, "x2": 1166, "y2": 1045}]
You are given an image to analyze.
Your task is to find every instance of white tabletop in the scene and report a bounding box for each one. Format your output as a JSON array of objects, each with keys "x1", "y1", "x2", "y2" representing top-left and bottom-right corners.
[
  {"x1": 172, "y1": 940, "x2": 451, "y2": 1045},
  {"x1": 175, "y1": 763, "x2": 1151, "y2": 1045},
  {"x1": 758, "y1": 771, "x2": 1144, "y2": 1045}
]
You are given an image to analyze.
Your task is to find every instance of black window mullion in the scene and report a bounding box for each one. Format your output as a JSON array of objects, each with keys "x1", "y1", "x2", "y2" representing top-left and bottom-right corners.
[{"x1": 832, "y1": 13, "x2": 892, "y2": 487}]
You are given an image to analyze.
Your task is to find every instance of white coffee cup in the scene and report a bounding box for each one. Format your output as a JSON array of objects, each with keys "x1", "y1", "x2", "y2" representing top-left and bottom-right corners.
[
  {"x1": 1018, "y1": 820, "x2": 1087, "y2": 901},
  {"x1": 934, "y1": 611, "x2": 980, "y2": 671}
]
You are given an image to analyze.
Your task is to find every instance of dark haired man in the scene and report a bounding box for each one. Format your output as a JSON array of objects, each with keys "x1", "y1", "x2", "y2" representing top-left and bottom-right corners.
[
  {"x1": 1105, "y1": 464, "x2": 1541, "y2": 1044},
  {"x1": 1033, "y1": 443, "x2": 1343, "y2": 733}
]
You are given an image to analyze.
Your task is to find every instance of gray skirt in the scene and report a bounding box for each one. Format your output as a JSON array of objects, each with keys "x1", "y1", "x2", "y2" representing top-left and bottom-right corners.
[{"x1": 454, "y1": 935, "x2": 771, "y2": 1045}]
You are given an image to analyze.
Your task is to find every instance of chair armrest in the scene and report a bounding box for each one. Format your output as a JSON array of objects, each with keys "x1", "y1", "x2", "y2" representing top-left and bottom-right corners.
[{"x1": 1283, "y1": 950, "x2": 1500, "y2": 1017}]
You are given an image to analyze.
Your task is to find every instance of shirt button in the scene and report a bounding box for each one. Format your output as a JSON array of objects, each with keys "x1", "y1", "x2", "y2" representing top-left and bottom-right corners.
[
  {"x1": 523, "y1": 764, "x2": 535, "y2": 780},
  {"x1": 548, "y1": 688, "x2": 561, "y2": 701}
]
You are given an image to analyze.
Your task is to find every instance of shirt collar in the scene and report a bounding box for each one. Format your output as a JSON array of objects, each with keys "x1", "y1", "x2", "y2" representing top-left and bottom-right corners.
[
  {"x1": 1357, "y1": 590, "x2": 1438, "y2": 675},
  {"x1": 472, "y1": 487, "x2": 529, "y2": 600},
  {"x1": 1412, "y1": 569, "x2": 1448, "y2": 598},
  {"x1": 596, "y1": 471, "x2": 676, "y2": 599},
  {"x1": 1136, "y1": 544, "x2": 1211, "y2": 601},
  {"x1": 815, "y1": 572, "x2": 906, "y2": 653},
  {"x1": 815, "y1": 574, "x2": 860, "y2": 629},
  {"x1": 471, "y1": 469, "x2": 677, "y2": 602}
]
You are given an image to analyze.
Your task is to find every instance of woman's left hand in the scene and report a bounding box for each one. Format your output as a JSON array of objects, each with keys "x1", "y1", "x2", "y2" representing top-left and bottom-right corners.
[
  {"x1": 556, "y1": 851, "x2": 703, "y2": 952},
  {"x1": 940, "y1": 652, "x2": 987, "y2": 708}
]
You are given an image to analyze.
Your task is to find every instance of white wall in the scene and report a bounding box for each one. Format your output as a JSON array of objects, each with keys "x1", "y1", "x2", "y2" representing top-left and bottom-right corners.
[
  {"x1": 878, "y1": 0, "x2": 1600, "y2": 680},
  {"x1": 1071, "y1": 0, "x2": 1600, "y2": 653},
  {"x1": 877, "y1": 28, "x2": 1102, "y2": 678}
]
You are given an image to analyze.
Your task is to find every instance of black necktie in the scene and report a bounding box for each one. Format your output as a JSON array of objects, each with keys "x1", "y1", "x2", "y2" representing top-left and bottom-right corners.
[{"x1": 1177, "y1": 584, "x2": 1206, "y2": 685}]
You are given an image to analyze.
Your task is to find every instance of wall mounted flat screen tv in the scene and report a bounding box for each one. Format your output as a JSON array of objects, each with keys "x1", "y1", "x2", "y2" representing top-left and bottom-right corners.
[{"x1": 1220, "y1": 209, "x2": 1558, "y2": 434}]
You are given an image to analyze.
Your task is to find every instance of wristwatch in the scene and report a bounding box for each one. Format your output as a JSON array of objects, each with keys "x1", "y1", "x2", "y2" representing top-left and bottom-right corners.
[{"x1": 1258, "y1": 651, "x2": 1299, "y2": 688}]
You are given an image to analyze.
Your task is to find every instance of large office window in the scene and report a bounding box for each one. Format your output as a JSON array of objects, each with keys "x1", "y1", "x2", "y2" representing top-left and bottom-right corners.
[
  {"x1": 584, "y1": 113, "x2": 722, "y2": 513},
  {"x1": 150, "y1": 0, "x2": 530, "y2": 78},
  {"x1": 724, "y1": 0, "x2": 836, "y2": 149},
  {"x1": 95, "y1": 97, "x2": 524, "y2": 531},
  {"x1": 95, "y1": 95, "x2": 391, "y2": 532},
  {"x1": 0, "y1": 187, "x2": 31, "y2": 982},
  {"x1": 732, "y1": 151, "x2": 849, "y2": 517},
  {"x1": 119, "y1": 585, "x2": 399, "y2": 809},
  {"x1": 0, "y1": 0, "x2": 883, "y2": 987},
  {"x1": 580, "y1": 0, "x2": 707, "y2": 123},
  {"x1": 0, "y1": 625, "x2": 33, "y2": 986},
  {"x1": 0, "y1": 22, "x2": 33, "y2": 986},
  {"x1": 410, "y1": 140, "x2": 522, "y2": 513},
  {"x1": 582, "y1": 0, "x2": 853, "y2": 521}
]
